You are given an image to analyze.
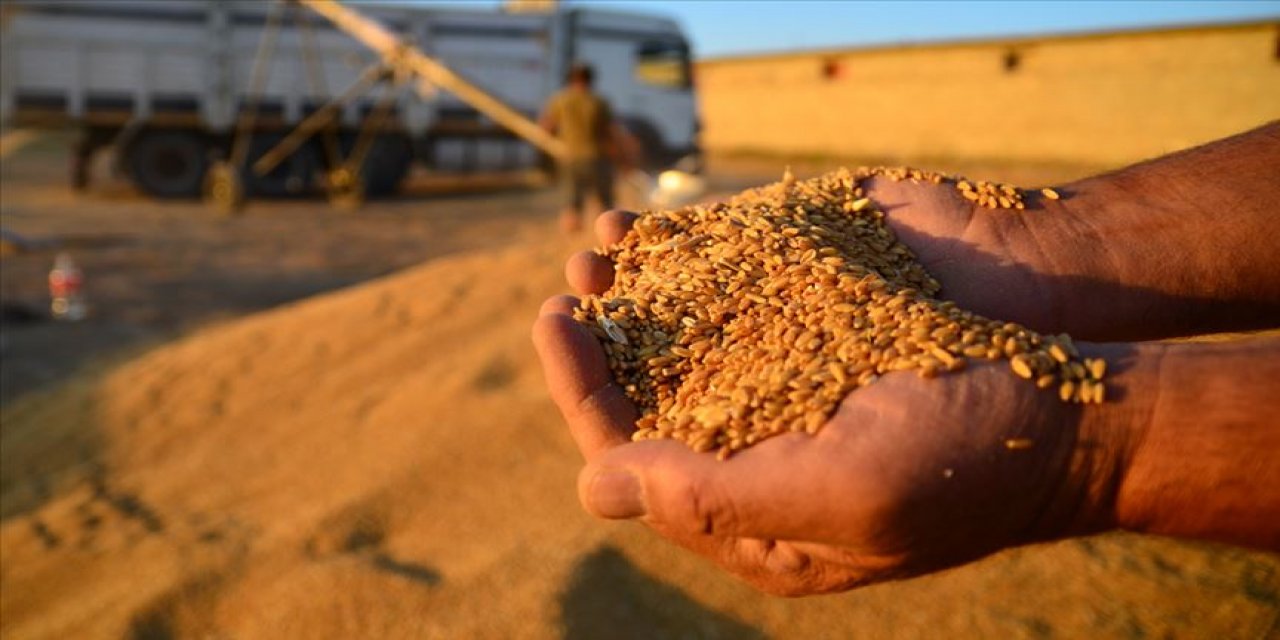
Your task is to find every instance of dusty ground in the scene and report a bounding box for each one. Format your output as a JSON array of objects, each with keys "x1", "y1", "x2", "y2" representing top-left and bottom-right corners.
[{"x1": 1, "y1": 137, "x2": 1277, "y2": 639}]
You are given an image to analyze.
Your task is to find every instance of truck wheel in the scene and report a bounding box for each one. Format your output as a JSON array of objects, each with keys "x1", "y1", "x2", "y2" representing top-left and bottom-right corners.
[
  {"x1": 125, "y1": 130, "x2": 209, "y2": 198},
  {"x1": 341, "y1": 134, "x2": 413, "y2": 198}
]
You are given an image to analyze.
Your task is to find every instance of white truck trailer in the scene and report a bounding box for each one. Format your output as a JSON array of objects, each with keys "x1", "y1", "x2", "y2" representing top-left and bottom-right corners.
[{"x1": 0, "y1": 0, "x2": 700, "y2": 199}]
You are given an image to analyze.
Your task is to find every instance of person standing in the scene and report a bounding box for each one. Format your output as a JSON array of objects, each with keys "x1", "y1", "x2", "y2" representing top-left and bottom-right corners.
[{"x1": 539, "y1": 63, "x2": 625, "y2": 232}]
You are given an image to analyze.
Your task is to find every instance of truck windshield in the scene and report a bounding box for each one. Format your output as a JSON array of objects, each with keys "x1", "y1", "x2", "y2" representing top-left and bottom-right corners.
[{"x1": 634, "y1": 40, "x2": 692, "y2": 91}]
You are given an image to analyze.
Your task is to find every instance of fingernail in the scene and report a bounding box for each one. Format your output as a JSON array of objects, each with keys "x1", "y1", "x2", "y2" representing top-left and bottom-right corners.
[{"x1": 586, "y1": 469, "x2": 645, "y2": 519}]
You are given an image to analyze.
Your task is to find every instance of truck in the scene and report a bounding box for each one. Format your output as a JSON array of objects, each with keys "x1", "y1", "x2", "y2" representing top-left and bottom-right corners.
[{"x1": 0, "y1": 0, "x2": 700, "y2": 200}]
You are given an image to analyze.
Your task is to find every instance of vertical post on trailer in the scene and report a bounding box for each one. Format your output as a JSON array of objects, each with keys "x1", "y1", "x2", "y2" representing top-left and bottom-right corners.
[{"x1": 204, "y1": 0, "x2": 287, "y2": 215}]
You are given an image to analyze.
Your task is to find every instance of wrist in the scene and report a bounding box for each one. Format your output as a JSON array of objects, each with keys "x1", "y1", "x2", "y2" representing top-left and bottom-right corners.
[
  {"x1": 1002, "y1": 169, "x2": 1280, "y2": 341},
  {"x1": 1029, "y1": 341, "x2": 1163, "y2": 540},
  {"x1": 1109, "y1": 336, "x2": 1280, "y2": 549}
]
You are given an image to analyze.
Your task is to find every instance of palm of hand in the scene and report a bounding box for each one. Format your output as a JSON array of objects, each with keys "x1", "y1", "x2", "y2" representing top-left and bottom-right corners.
[
  {"x1": 864, "y1": 176, "x2": 1057, "y2": 328},
  {"x1": 591, "y1": 364, "x2": 1076, "y2": 595}
]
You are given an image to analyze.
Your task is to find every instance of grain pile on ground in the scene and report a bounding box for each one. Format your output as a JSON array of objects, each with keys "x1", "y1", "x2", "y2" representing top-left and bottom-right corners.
[
  {"x1": 1, "y1": 199, "x2": 1277, "y2": 639},
  {"x1": 578, "y1": 168, "x2": 1102, "y2": 457}
]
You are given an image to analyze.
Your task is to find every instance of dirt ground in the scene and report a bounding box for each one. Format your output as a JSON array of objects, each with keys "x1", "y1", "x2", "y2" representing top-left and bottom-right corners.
[{"x1": 1, "y1": 136, "x2": 1277, "y2": 639}]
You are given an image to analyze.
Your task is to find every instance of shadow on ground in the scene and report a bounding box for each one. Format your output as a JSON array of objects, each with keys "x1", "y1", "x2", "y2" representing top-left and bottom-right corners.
[{"x1": 560, "y1": 545, "x2": 766, "y2": 640}]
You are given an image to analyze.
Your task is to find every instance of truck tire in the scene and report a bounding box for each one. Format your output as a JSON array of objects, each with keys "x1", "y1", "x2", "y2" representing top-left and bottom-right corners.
[
  {"x1": 125, "y1": 130, "x2": 210, "y2": 198},
  {"x1": 341, "y1": 134, "x2": 413, "y2": 198}
]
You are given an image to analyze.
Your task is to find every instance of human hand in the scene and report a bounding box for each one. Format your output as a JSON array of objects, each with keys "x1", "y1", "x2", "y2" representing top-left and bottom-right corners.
[
  {"x1": 856, "y1": 176, "x2": 1071, "y2": 336},
  {"x1": 869, "y1": 123, "x2": 1280, "y2": 340},
  {"x1": 533, "y1": 211, "x2": 1122, "y2": 595}
]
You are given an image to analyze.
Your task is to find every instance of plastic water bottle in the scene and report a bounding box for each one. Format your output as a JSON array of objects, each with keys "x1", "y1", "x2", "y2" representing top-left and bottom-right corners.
[{"x1": 49, "y1": 252, "x2": 87, "y2": 321}]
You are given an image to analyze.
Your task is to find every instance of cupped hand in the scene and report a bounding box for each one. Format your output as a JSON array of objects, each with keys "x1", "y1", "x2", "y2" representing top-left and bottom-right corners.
[
  {"x1": 533, "y1": 210, "x2": 1102, "y2": 596},
  {"x1": 858, "y1": 177, "x2": 1064, "y2": 332}
]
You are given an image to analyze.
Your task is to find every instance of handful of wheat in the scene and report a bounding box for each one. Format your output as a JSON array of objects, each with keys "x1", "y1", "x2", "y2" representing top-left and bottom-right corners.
[{"x1": 575, "y1": 167, "x2": 1102, "y2": 459}]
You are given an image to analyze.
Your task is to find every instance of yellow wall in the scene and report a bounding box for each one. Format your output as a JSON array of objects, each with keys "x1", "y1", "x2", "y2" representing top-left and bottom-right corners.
[{"x1": 696, "y1": 22, "x2": 1280, "y2": 166}]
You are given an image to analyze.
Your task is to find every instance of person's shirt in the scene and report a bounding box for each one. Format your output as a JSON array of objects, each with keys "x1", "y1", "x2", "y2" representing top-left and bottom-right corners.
[{"x1": 542, "y1": 87, "x2": 613, "y2": 161}]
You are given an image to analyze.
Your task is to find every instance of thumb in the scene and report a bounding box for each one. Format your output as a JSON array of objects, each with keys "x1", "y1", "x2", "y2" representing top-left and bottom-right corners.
[{"x1": 576, "y1": 436, "x2": 826, "y2": 540}]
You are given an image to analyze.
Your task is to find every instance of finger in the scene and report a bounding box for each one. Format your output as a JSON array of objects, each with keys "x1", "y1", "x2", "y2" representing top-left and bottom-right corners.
[
  {"x1": 639, "y1": 515, "x2": 873, "y2": 596},
  {"x1": 724, "y1": 539, "x2": 874, "y2": 596},
  {"x1": 650, "y1": 526, "x2": 847, "y2": 597},
  {"x1": 565, "y1": 250, "x2": 616, "y2": 295},
  {"x1": 576, "y1": 439, "x2": 785, "y2": 529},
  {"x1": 575, "y1": 435, "x2": 862, "y2": 543},
  {"x1": 595, "y1": 209, "x2": 638, "y2": 246},
  {"x1": 539, "y1": 294, "x2": 579, "y2": 317},
  {"x1": 531, "y1": 312, "x2": 636, "y2": 459}
]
